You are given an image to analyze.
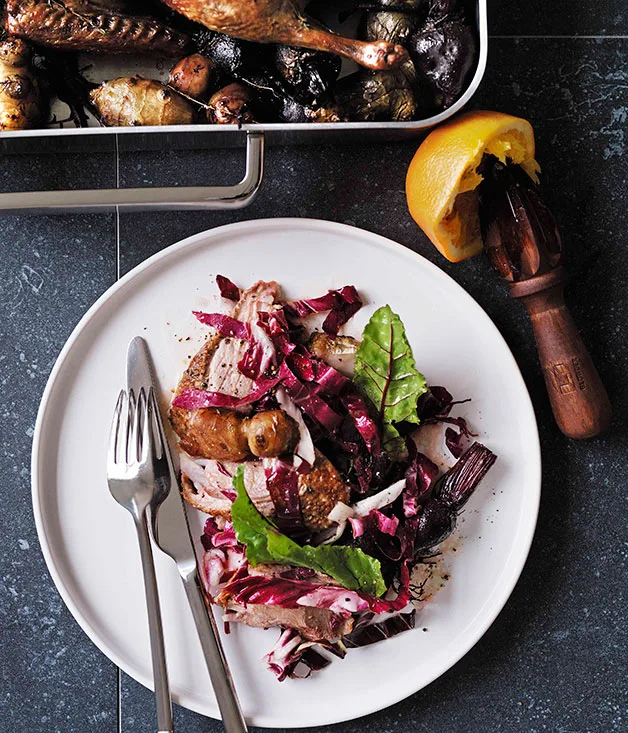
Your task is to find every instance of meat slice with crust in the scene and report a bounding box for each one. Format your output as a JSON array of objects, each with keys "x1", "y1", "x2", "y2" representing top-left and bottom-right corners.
[
  {"x1": 169, "y1": 280, "x2": 290, "y2": 461},
  {"x1": 222, "y1": 602, "x2": 353, "y2": 641}
]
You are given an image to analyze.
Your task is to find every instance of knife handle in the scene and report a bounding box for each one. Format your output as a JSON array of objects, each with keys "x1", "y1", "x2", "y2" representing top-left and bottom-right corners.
[{"x1": 182, "y1": 572, "x2": 248, "y2": 732}]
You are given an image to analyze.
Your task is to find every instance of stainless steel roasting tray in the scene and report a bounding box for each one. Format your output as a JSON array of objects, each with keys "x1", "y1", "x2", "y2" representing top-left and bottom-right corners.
[{"x1": 0, "y1": 0, "x2": 487, "y2": 214}]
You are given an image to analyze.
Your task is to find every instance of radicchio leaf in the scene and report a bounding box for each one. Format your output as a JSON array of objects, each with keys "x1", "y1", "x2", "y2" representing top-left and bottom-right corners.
[
  {"x1": 284, "y1": 285, "x2": 362, "y2": 337},
  {"x1": 275, "y1": 387, "x2": 315, "y2": 468},
  {"x1": 201, "y1": 517, "x2": 238, "y2": 550},
  {"x1": 216, "y1": 274, "x2": 241, "y2": 301},
  {"x1": 279, "y1": 360, "x2": 344, "y2": 432},
  {"x1": 264, "y1": 629, "x2": 334, "y2": 681},
  {"x1": 404, "y1": 439, "x2": 439, "y2": 517},
  {"x1": 264, "y1": 628, "x2": 305, "y2": 682},
  {"x1": 192, "y1": 311, "x2": 250, "y2": 340},
  {"x1": 341, "y1": 393, "x2": 380, "y2": 454},
  {"x1": 224, "y1": 568, "x2": 409, "y2": 615},
  {"x1": 416, "y1": 386, "x2": 454, "y2": 420},
  {"x1": 263, "y1": 458, "x2": 310, "y2": 542},
  {"x1": 172, "y1": 375, "x2": 281, "y2": 410}
]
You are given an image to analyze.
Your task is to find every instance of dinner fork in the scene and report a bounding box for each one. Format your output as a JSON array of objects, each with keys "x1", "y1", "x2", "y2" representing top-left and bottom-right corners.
[{"x1": 107, "y1": 387, "x2": 174, "y2": 733}]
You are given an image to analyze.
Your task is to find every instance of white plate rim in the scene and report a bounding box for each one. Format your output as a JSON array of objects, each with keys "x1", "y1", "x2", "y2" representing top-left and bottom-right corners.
[{"x1": 31, "y1": 218, "x2": 541, "y2": 728}]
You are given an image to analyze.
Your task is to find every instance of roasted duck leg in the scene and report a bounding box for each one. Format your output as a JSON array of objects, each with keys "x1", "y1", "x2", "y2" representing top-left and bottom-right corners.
[
  {"x1": 162, "y1": 0, "x2": 408, "y2": 70},
  {"x1": 5, "y1": 0, "x2": 191, "y2": 56}
]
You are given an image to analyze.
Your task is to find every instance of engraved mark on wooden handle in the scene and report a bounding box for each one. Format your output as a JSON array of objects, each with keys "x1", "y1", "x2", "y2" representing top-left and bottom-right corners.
[{"x1": 547, "y1": 357, "x2": 586, "y2": 394}]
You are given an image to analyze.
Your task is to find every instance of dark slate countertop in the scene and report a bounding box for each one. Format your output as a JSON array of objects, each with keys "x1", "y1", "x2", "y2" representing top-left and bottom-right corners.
[{"x1": 0, "y1": 4, "x2": 626, "y2": 733}]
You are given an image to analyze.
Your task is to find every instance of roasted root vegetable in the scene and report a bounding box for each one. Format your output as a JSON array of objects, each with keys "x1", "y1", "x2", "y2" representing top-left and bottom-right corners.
[
  {"x1": 274, "y1": 46, "x2": 341, "y2": 106},
  {"x1": 207, "y1": 82, "x2": 257, "y2": 124},
  {"x1": 90, "y1": 77, "x2": 196, "y2": 126},
  {"x1": 409, "y1": 16, "x2": 477, "y2": 107},
  {"x1": 242, "y1": 410, "x2": 300, "y2": 458},
  {"x1": 169, "y1": 54, "x2": 217, "y2": 101},
  {"x1": 338, "y1": 57, "x2": 419, "y2": 122},
  {"x1": 0, "y1": 38, "x2": 43, "y2": 130},
  {"x1": 279, "y1": 96, "x2": 345, "y2": 123},
  {"x1": 5, "y1": 0, "x2": 191, "y2": 56},
  {"x1": 360, "y1": 11, "x2": 418, "y2": 47}
]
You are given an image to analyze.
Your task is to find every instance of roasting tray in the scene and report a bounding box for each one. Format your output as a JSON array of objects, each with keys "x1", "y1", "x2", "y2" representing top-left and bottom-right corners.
[{"x1": 0, "y1": 0, "x2": 487, "y2": 214}]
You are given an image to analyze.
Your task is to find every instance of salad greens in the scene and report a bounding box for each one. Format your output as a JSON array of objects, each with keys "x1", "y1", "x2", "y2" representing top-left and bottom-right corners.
[
  {"x1": 231, "y1": 467, "x2": 386, "y2": 597},
  {"x1": 354, "y1": 305, "x2": 427, "y2": 456}
]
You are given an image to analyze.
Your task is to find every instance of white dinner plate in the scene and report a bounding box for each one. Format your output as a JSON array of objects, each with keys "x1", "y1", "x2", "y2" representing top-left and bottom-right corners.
[{"x1": 32, "y1": 219, "x2": 541, "y2": 728}]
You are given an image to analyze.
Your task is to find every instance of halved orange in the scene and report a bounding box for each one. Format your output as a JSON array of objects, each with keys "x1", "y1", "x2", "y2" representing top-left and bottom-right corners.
[{"x1": 406, "y1": 111, "x2": 541, "y2": 262}]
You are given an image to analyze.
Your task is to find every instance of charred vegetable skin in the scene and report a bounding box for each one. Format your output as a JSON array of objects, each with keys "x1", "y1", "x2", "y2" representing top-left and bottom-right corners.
[
  {"x1": 341, "y1": 0, "x2": 477, "y2": 120},
  {"x1": 274, "y1": 46, "x2": 341, "y2": 106},
  {"x1": 0, "y1": 38, "x2": 44, "y2": 130},
  {"x1": 196, "y1": 31, "x2": 342, "y2": 123},
  {"x1": 409, "y1": 14, "x2": 477, "y2": 108},
  {"x1": 91, "y1": 77, "x2": 196, "y2": 126},
  {"x1": 5, "y1": 0, "x2": 191, "y2": 56}
]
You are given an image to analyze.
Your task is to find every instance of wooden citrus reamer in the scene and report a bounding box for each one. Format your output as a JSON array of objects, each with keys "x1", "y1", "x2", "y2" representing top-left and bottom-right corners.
[{"x1": 478, "y1": 161, "x2": 612, "y2": 439}]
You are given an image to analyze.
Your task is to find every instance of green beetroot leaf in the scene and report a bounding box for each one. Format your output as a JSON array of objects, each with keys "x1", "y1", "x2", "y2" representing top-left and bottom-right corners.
[
  {"x1": 231, "y1": 467, "x2": 386, "y2": 597},
  {"x1": 354, "y1": 305, "x2": 427, "y2": 456}
]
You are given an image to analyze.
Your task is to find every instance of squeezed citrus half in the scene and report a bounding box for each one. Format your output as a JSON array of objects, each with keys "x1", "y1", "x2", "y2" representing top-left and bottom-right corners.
[{"x1": 406, "y1": 110, "x2": 541, "y2": 262}]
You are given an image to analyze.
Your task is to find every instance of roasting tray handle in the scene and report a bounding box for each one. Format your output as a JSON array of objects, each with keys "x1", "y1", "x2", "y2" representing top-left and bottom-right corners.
[{"x1": 0, "y1": 131, "x2": 264, "y2": 214}]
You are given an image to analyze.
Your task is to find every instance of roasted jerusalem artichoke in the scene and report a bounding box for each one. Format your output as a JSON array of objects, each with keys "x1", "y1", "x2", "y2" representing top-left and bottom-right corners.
[
  {"x1": 0, "y1": 38, "x2": 43, "y2": 130},
  {"x1": 207, "y1": 82, "x2": 257, "y2": 124},
  {"x1": 169, "y1": 54, "x2": 217, "y2": 101},
  {"x1": 171, "y1": 405, "x2": 299, "y2": 461},
  {"x1": 90, "y1": 77, "x2": 196, "y2": 126}
]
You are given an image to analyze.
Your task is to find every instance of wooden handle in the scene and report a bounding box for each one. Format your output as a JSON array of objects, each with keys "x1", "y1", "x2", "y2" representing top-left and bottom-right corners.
[{"x1": 511, "y1": 269, "x2": 612, "y2": 439}]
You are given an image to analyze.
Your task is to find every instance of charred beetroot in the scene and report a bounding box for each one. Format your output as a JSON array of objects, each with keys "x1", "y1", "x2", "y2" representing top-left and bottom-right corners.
[
  {"x1": 413, "y1": 441, "x2": 497, "y2": 556},
  {"x1": 409, "y1": 15, "x2": 477, "y2": 108},
  {"x1": 274, "y1": 46, "x2": 341, "y2": 106}
]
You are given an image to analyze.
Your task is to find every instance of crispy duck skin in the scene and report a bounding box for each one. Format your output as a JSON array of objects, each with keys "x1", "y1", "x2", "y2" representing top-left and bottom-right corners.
[
  {"x1": 162, "y1": 0, "x2": 408, "y2": 71},
  {"x1": 5, "y1": 0, "x2": 191, "y2": 56}
]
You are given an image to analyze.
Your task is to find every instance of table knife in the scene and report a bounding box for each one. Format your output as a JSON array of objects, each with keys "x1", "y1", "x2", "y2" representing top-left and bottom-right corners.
[{"x1": 126, "y1": 336, "x2": 248, "y2": 733}]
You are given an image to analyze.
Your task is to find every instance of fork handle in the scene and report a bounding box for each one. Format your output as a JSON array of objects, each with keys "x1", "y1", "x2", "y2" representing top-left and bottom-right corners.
[
  {"x1": 135, "y1": 509, "x2": 174, "y2": 733},
  {"x1": 182, "y1": 571, "x2": 248, "y2": 732}
]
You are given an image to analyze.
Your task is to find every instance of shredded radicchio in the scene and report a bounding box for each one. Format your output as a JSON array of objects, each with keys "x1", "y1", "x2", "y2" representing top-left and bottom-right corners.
[
  {"x1": 201, "y1": 517, "x2": 238, "y2": 551},
  {"x1": 223, "y1": 565, "x2": 411, "y2": 615},
  {"x1": 216, "y1": 274, "x2": 241, "y2": 301},
  {"x1": 172, "y1": 375, "x2": 281, "y2": 409},
  {"x1": 284, "y1": 285, "x2": 362, "y2": 337},
  {"x1": 192, "y1": 311, "x2": 250, "y2": 340},
  {"x1": 403, "y1": 439, "x2": 439, "y2": 517},
  {"x1": 264, "y1": 629, "x2": 332, "y2": 681},
  {"x1": 263, "y1": 458, "x2": 310, "y2": 542}
]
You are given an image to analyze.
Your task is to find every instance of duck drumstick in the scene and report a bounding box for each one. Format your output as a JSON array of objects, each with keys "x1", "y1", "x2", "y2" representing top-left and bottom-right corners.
[{"x1": 478, "y1": 160, "x2": 612, "y2": 439}]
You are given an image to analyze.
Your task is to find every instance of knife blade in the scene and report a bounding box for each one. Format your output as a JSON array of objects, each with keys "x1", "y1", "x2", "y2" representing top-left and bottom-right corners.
[{"x1": 126, "y1": 336, "x2": 248, "y2": 733}]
